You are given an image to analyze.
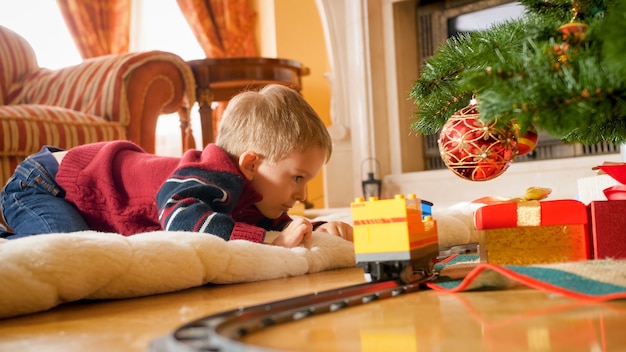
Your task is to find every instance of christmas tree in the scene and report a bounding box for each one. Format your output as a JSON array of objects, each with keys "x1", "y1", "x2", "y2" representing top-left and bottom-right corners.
[{"x1": 410, "y1": 0, "x2": 626, "y2": 145}]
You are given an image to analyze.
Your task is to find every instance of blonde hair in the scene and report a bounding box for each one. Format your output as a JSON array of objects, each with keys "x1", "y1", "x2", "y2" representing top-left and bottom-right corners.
[{"x1": 215, "y1": 84, "x2": 332, "y2": 163}]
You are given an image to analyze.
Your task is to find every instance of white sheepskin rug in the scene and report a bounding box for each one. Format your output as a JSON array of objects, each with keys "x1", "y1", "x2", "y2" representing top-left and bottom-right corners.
[
  {"x1": 0, "y1": 230, "x2": 356, "y2": 319},
  {"x1": 0, "y1": 204, "x2": 480, "y2": 320}
]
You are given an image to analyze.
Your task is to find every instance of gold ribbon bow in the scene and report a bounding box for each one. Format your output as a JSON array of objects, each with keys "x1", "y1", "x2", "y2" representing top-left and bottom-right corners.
[
  {"x1": 473, "y1": 187, "x2": 551, "y2": 227},
  {"x1": 473, "y1": 187, "x2": 552, "y2": 205}
]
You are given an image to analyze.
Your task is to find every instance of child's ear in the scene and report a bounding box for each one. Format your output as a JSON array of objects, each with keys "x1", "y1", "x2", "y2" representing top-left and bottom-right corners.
[{"x1": 238, "y1": 151, "x2": 260, "y2": 181}]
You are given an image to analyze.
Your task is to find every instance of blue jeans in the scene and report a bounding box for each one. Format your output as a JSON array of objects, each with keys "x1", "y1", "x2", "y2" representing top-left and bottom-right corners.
[{"x1": 0, "y1": 147, "x2": 89, "y2": 239}]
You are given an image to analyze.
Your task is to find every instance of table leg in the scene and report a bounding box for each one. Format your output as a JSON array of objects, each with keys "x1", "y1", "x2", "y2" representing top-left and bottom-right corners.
[
  {"x1": 178, "y1": 105, "x2": 195, "y2": 152},
  {"x1": 197, "y1": 87, "x2": 214, "y2": 148}
]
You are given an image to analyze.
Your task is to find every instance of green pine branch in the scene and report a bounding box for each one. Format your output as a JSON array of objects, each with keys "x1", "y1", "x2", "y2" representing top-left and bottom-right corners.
[{"x1": 410, "y1": 0, "x2": 626, "y2": 144}]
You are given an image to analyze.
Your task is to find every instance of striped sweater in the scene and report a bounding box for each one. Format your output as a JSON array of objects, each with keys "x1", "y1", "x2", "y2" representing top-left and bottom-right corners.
[{"x1": 56, "y1": 141, "x2": 293, "y2": 242}]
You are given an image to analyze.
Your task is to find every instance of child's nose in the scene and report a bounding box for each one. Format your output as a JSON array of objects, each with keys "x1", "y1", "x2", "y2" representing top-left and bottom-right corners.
[{"x1": 294, "y1": 187, "x2": 307, "y2": 202}]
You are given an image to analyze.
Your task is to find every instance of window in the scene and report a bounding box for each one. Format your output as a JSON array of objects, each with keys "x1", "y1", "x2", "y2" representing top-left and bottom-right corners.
[
  {"x1": 0, "y1": 1, "x2": 81, "y2": 69},
  {"x1": 447, "y1": 2, "x2": 524, "y2": 37}
]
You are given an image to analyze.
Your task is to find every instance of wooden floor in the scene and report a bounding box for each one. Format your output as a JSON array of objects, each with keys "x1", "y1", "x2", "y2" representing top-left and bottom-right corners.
[{"x1": 1, "y1": 267, "x2": 625, "y2": 352}]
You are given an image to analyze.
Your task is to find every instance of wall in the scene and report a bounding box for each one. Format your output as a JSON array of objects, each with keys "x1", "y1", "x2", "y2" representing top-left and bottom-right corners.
[{"x1": 254, "y1": 0, "x2": 332, "y2": 209}]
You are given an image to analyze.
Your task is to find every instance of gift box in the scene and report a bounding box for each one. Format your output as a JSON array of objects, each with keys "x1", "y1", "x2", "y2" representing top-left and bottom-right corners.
[
  {"x1": 587, "y1": 200, "x2": 626, "y2": 259},
  {"x1": 585, "y1": 164, "x2": 626, "y2": 259},
  {"x1": 474, "y1": 200, "x2": 590, "y2": 265}
]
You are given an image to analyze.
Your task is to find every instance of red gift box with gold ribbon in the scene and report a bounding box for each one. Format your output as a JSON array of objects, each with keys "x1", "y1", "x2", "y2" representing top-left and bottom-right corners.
[
  {"x1": 474, "y1": 199, "x2": 590, "y2": 265},
  {"x1": 587, "y1": 164, "x2": 626, "y2": 259}
]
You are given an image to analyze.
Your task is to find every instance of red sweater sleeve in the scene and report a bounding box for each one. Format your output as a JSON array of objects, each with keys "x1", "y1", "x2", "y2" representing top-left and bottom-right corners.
[{"x1": 230, "y1": 222, "x2": 266, "y2": 242}]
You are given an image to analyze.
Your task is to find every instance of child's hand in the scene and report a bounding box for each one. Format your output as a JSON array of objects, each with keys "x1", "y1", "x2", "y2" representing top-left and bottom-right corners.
[
  {"x1": 272, "y1": 217, "x2": 313, "y2": 248},
  {"x1": 315, "y1": 221, "x2": 353, "y2": 242}
]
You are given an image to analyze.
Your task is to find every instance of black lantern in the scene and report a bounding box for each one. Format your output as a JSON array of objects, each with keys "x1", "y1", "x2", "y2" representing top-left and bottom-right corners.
[{"x1": 361, "y1": 158, "x2": 382, "y2": 199}]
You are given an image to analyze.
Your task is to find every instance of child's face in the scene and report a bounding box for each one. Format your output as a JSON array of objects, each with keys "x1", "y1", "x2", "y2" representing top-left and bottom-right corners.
[{"x1": 249, "y1": 147, "x2": 326, "y2": 219}]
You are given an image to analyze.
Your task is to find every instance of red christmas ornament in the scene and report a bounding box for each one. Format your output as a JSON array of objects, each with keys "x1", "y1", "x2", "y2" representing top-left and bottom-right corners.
[
  {"x1": 515, "y1": 123, "x2": 538, "y2": 156},
  {"x1": 438, "y1": 102, "x2": 518, "y2": 181}
]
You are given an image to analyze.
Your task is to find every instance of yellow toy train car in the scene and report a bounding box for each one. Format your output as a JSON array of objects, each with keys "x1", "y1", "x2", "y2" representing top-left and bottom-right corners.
[{"x1": 350, "y1": 194, "x2": 439, "y2": 283}]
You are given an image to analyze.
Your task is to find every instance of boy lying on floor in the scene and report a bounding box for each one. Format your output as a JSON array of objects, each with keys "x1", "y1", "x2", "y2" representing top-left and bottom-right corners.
[{"x1": 0, "y1": 84, "x2": 352, "y2": 246}]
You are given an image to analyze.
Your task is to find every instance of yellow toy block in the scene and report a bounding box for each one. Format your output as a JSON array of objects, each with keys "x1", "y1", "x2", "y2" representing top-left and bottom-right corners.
[{"x1": 351, "y1": 194, "x2": 438, "y2": 262}]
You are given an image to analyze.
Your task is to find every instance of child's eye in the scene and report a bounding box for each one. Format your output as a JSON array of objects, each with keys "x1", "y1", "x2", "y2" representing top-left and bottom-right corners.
[{"x1": 293, "y1": 176, "x2": 304, "y2": 183}]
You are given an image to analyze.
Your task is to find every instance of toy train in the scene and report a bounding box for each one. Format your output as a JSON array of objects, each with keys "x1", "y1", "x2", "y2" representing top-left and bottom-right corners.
[{"x1": 350, "y1": 194, "x2": 439, "y2": 283}]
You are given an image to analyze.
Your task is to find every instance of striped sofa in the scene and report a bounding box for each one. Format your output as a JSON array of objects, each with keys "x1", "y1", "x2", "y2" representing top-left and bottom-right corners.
[{"x1": 0, "y1": 25, "x2": 196, "y2": 187}]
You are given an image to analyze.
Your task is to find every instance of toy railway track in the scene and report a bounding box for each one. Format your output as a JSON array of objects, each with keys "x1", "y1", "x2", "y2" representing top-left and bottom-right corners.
[{"x1": 149, "y1": 272, "x2": 436, "y2": 352}]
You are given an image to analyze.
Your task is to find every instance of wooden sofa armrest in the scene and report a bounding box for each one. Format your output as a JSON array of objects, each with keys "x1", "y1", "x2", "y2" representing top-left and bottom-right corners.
[{"x1": 19, "y1": 51, "x2": 195, "y2": 153}]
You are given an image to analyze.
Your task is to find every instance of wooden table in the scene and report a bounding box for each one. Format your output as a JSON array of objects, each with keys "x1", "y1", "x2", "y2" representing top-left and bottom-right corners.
[
  {"x1": 1, "y1": 267, "x2": 625, "y2": 352},
  {"x1": 182, "y1": 57, "x2": 309, "y2": 150}
]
